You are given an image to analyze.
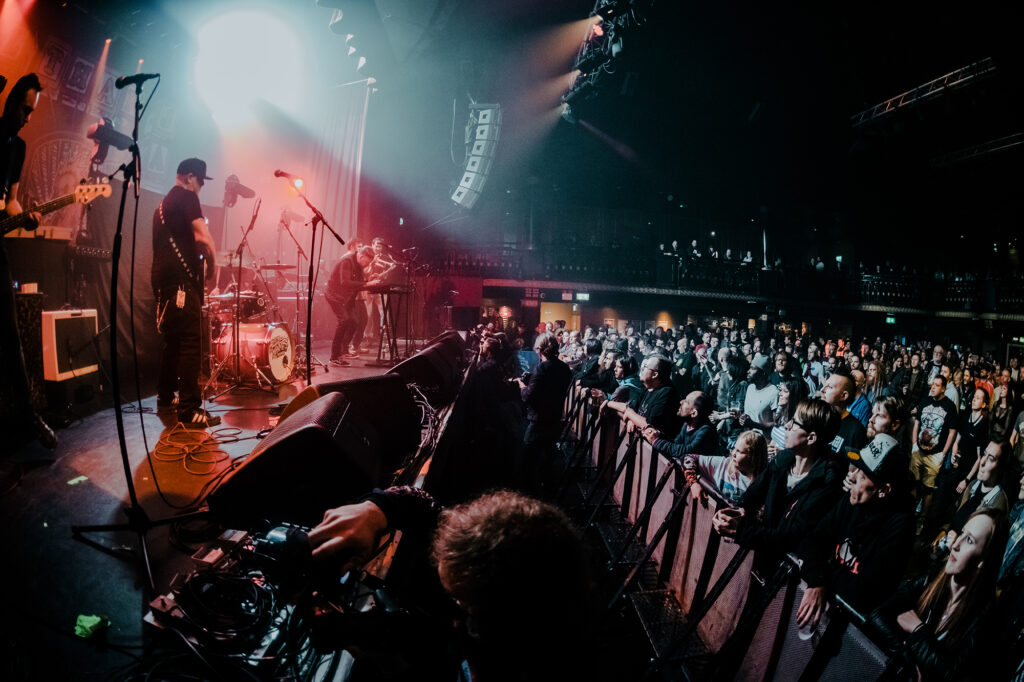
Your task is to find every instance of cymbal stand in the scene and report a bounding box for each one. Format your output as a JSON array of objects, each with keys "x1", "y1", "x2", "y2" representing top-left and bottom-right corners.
[
  {"x1": 292, "y1": 189, "x2": 344, "y2": 385},
  {"x1": 278, "y1": 213, "x2": 328, "y2": 374}
]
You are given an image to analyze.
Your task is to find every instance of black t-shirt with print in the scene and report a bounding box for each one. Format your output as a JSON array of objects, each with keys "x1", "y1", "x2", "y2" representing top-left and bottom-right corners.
[{"x1": 916, "y1": 395, "x2": 957, "y2": 453}]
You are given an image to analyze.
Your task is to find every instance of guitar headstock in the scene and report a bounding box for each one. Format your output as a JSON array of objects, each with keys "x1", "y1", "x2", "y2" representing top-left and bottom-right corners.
[{"x1": 74, "y1": 182, "x2": 113, "y2": 205}]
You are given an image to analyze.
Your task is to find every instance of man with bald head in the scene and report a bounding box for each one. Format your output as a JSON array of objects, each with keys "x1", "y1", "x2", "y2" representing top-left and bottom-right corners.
[
  {"x1": 818, "y1": 372, "x2": 867, "y2": 466},
  {"x1": 643, "y1": 390, "x2": 717, "y2": 459},
  {"x1": 847, "y1": 369, "x2": 871, "y2": 429}
]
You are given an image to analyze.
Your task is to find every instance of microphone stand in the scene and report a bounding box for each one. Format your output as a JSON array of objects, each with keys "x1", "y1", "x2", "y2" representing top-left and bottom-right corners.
[
  {"x1": 294, "y1": 190, "x2": 343, "y2": 384},
  {"x1": 71, "y1": 78, "x2": 204, "y2": 593}
]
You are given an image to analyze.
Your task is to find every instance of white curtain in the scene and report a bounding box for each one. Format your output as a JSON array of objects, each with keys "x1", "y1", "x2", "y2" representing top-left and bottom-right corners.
[{"x1": 305, "y1": 83, "x2": 371, "y2": 265}]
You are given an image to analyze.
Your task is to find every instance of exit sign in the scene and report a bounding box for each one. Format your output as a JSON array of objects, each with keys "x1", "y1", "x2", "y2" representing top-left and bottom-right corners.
[{"x1": 885, "y1": 315, "x2": 896, "y2": 324}]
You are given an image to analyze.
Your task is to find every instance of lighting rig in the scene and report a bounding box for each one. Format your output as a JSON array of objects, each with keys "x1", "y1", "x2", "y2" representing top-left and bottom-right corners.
[{"x1": 561, "y1": 0, "x2": 651, "y2": 122}]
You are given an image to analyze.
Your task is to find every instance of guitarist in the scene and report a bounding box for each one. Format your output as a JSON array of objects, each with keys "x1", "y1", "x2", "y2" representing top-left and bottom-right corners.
[
  {"x1": 0, "y1": 73, "x2": 56, "y2": 449},
  {"x1": 151, "y1": 158, "x2": 220, "y2": 428}
]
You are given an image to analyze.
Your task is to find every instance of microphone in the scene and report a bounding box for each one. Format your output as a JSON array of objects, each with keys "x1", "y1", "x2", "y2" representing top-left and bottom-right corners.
[
  {"x1": 225, "y1": 174, "x2": 255, "y2": 199},
  {"x1": 115, "y1": 73, "x2": 159, "y2": 89},
  {"x1": 274, "y1": 169, "x2": 300, "y2": 180},
  {"x1": 401, "y1": 246, "x2": 417, "y2": 253}
]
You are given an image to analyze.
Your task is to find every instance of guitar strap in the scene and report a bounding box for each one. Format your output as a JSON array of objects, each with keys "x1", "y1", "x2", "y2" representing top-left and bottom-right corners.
[{"x1": 156, "y1": 200, "x2": 206, "y2": 326}]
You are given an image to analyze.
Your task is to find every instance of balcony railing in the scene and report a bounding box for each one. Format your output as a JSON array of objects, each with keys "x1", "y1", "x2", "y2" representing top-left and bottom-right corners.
[{"x1": 431, "y1": 246, "x2": 1020, "y2": 313}]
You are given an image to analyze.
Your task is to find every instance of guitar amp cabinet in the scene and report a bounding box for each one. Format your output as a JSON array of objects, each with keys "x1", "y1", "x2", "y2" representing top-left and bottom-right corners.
[{"x1": 42, "y1": 309, "x2": 99, "y2": 381}]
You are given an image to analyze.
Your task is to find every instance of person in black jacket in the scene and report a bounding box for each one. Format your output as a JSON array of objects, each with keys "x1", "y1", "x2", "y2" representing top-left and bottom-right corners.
[
  {"x1": 867, "y1": 507, "x2": 1007, "y2": 682},
  {"x1": 712, "y1": 398, "x2": 842, "y2": 560},
  {"x1": 796, "y1": 432, "x2": 916, "y2": 629},
  {"x1": 514, "y1": 332, "x2": 572, "y2": 494}
]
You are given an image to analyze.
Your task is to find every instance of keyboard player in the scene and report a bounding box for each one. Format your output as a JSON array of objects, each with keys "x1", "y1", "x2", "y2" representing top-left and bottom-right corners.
[{"x1": 325, "y1": 245, "x2": 377, "y2": 367}]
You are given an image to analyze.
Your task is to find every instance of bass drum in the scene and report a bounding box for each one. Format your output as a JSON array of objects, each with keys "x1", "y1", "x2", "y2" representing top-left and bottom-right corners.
[{"x1": 214, "y1": 323, "x2": 294, "y2": 384}]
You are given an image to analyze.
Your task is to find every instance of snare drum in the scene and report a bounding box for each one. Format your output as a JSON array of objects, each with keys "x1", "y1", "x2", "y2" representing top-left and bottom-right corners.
[{"x1": 213, "y1": 323, "x2": 294, "y2": 384}]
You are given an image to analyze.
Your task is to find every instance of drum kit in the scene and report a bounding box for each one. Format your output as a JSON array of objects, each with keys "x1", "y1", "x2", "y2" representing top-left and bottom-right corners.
[{"x1": 202, "y1": 254, "x2": 301, "y2": 392}]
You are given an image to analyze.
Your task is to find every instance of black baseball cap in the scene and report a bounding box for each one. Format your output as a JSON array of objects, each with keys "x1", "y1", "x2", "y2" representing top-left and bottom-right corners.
[{"x1": 176, "y1": 157, "x2": 212, "y2": 181}]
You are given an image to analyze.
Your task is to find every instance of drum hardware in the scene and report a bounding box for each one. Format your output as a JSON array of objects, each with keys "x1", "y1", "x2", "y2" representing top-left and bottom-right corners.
[
  {"x1": 204, "y1": 199, "x2": 298, "y2": 398},
  {"x1": 276, "y1": 208, "x2": 329, "y2": 374}
]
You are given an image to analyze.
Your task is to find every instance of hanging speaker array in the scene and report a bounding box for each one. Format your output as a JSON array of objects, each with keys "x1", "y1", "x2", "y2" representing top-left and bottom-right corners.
[{"x1": 452, "y1": 103, "x2": 501, "y2": 210}]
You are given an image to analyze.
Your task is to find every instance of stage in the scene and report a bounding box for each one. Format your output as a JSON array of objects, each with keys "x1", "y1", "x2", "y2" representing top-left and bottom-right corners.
[{"x1": 0, "y1": 339, "x2": 394, "y2": 680}]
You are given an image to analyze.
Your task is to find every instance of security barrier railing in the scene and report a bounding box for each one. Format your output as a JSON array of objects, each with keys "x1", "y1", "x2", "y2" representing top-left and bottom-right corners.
[{"x1": 556, "y1": 391, "x2": 896, "y2": 682}]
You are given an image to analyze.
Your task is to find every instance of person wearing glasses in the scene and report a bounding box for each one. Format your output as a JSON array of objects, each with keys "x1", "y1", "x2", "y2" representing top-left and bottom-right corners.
[
  {"x1": 711, "y1": 398, "x2": 842, "y2": 561},
  {"x1": 602, "y1": 355, "x2": 681, "y2": 437}
]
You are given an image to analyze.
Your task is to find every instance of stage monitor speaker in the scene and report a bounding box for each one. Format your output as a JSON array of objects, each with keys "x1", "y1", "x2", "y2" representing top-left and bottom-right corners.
[
  {"x1": 208, "y1": 389, "x2": 414, "y2": 526},
  {"x1": 389, "y1": 342, "x2": 462, "y2": 406},
  {"x1": 313, "y1": 373, "x2": 422, "y2": 460},
  {"x1": 421, "y1": 330, "x2": 465, "y2": 367}
]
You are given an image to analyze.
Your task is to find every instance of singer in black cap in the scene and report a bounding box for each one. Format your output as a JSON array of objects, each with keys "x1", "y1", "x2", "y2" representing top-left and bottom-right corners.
[{"x1": 152, "y1": 157, "x2": 220, "y2": 427}]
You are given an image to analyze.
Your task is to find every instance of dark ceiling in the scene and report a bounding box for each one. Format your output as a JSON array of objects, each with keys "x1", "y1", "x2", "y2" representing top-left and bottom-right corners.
[{"x1": 353, "y1": 0, "x2": 1023, "y2": 259}]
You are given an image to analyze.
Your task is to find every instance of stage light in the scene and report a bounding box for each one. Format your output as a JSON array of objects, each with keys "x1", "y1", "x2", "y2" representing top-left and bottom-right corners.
[
  {"x1": 194, "y1": 10, "x2": 305, "y2": 126},
  {"x1": 357, "y1": 56, "x2": 366, "y2": 72},
  {"x1": 328, "y1": 8, "x2": 344, "y2": 32},
  {"x1": 292, "y1": 177, "x2": 304, "y2": 190}
]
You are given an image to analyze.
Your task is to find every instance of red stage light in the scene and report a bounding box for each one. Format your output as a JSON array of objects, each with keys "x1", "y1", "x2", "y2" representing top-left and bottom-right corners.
[{"x1": 592, "y1": 24, "x2": 604, "y2": 38}]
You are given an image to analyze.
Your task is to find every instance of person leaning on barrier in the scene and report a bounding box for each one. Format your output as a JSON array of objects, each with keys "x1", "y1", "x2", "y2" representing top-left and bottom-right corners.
[
  {"x1": 866, "y1": 507, "x2": 1006, "y2": 682},
  {"x1": 711, "y1": 399, "x2": 842, "y2": 558},
  {"x1": 606, "y1": 355, "x2": 644, "y2": 404},
  {"x1": 308, "y1": 487, "x2": 595, "y2": 681},
  {"x1": 601, "y1": 355, "x2": 681, "y2": 437},
  {"x1": 641, "y1": 390, "x2": 718, "y2": 461},
  {"x1": 681, "y1": 429, "x2": 768, "y2": 505},
  {"x1": 795, "y1": 432, "x2": 916, "y2": 630}
]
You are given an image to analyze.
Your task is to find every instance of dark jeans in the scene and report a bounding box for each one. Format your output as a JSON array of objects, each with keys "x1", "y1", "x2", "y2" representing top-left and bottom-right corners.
[
  {"x1": 329, "y1": 297, "x2": 366, "y2": 358},
  {"x1": 519, "y1": 419, "x2": 561, "y2": 496},
  {"x1": 156, "y1": 286, "x2": 203, "y2": 415}
]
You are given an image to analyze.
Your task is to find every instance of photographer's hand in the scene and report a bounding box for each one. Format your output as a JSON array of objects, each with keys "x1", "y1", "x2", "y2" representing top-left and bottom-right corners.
[{"x1": 309, "y1": 500, "x2": 390, "y2": 573}]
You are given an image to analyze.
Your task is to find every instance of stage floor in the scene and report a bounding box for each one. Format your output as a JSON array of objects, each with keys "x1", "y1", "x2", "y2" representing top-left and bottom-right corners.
[{"x1": 0, "y1": 339, "x2": 396, "y2": 680}]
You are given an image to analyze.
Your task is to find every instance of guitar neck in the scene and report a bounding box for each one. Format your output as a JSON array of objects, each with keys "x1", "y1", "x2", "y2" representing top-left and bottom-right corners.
[
  {"x1": 2, "y1": 193, "x2": 75, "y2": 234},
  {"x1": 31, "y1": 194, "x2": 76, "y2": 217}
]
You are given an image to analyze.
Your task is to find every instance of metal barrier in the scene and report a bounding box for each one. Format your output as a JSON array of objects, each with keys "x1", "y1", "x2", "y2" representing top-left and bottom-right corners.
[{"x1": 560, "y1": 405, "x2": 894, "y2": 681}]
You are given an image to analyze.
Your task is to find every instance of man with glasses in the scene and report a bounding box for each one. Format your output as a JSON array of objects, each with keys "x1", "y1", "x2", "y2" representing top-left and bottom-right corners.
[
  {"x1": 151, "y1": 158, "x2": 220, "y2": 428},
  {"x1": 603, "y1": 355, "x2": 680, "y2": 437}
]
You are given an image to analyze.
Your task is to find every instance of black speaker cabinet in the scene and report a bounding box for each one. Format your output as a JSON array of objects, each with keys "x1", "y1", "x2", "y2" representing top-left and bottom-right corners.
[
  {"x1": 208, "y1": 377, "x2": 421, "y2": 526},
  {"x1": 389, "y1": 341, "x2": 462, "y2": 406}
]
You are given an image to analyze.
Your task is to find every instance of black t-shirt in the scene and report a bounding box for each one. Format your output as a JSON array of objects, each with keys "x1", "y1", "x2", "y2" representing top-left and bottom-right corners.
[
  {"x1": 630, "y1": 385, "x2": 681, "y2": 437},
  {"x1": 916, "y1": 395, "x2": 957, "y2": 453},
  {"x1": 829, "y1": 412, "x2": 868, "y2": 460},
  {"x1": 152, "y1": 185, "x2": 204, "y2": 292},
  {"x1": 1, "y1": 131, "x2": 26, "y2": 206},
  {"x1": 952, "y1": 411, "x2": 989, "y2": 478}
]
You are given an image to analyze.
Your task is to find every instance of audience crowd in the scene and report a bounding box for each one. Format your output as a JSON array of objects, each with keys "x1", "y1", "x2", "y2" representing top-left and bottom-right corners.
[{"x1": 472, "y1": 317, "x2": 1024, "y2": 680}]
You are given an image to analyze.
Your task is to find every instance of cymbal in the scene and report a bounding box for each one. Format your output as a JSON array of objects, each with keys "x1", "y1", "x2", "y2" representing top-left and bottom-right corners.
[{"x1": 258, "y1": 263, "x2": 297, "y2": 271}]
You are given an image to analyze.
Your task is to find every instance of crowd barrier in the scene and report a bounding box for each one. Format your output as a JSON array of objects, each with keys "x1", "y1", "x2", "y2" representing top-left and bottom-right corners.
[{"x1": 558, "y1": 391, "x2": 896, "y2": 681}]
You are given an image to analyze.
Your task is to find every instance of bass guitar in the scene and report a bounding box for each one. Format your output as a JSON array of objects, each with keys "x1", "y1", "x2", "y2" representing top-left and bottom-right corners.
[{"x1": 2, "y1": 182, "x2": 112, "y2": 236}]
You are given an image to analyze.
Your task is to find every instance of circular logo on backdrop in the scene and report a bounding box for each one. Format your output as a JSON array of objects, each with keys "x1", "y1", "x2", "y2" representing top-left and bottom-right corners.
[{"x1": 22, "y1": 132, "x2": 95, "y2": 229}]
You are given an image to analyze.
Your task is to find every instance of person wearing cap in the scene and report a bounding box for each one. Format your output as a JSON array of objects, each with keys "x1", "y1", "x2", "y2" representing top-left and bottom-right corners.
[
  {"x1": 738, "y1": 354, "x2": 779, "y2": 436},
  {"x1": 795, "y1": 432, "x2": 915, "y2": 630},
  {"x1": 152, "y1": 157, "x2": 220, "y2": 428}
]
